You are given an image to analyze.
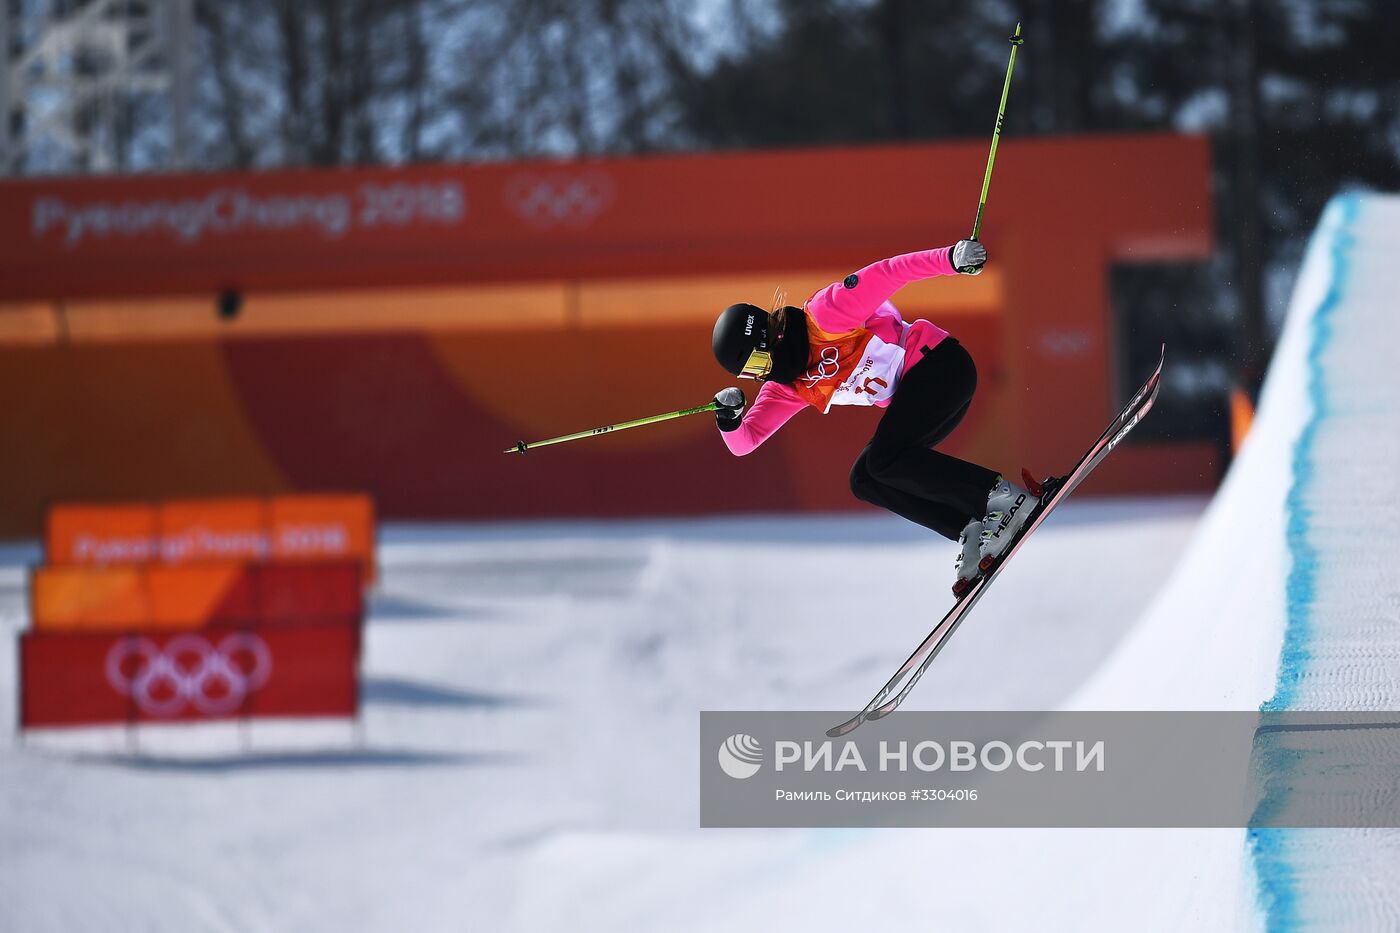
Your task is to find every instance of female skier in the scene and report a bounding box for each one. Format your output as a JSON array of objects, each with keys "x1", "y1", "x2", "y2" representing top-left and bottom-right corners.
[{"x1": 710, "y1": 240, "x2": 1041, "y2": 595}]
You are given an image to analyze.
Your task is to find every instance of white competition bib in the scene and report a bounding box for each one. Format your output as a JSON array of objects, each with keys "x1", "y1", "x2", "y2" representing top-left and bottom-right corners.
[{"x1": 825, "y1": 334, "x2": 905, "y2": 410}]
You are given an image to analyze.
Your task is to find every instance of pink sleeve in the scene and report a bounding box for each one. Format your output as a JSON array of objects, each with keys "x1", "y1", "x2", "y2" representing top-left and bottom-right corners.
[
  {"x1": 806, "y1": 246, "x2": 957, "y2": 333},
  {"x1": 720, "y1": 380, "x2": 806, "y2": 456}
]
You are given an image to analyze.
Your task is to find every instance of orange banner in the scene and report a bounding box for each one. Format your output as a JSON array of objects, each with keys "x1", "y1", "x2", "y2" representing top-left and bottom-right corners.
[
  {"x1": 0, "y1": 137, "x2": 1211, "y2": 303},
  {"x1": 44, "y1": 493, "x2": 376, "y2": 581}
]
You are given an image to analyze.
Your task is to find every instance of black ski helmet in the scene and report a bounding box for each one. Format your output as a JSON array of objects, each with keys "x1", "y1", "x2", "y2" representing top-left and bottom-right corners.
[
  {"x1": 712, "y1": 303, "x2": 770, "y2": 377},
  {"x1": 712, "y1": 302, "x2": 811, "y2": 383}
]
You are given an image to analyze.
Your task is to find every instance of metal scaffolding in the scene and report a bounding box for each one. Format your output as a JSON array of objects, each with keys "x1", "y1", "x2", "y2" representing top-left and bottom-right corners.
[{"x1": 0, "y1": 0, "x2": 191, "y2": 175}]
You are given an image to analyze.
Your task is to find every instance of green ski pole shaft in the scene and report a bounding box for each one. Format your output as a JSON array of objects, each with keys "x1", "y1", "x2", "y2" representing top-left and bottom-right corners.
[
  {"x1": 503, "y1": 401, "x2": 719, "y2": 454},
  {"x1": 965, "y1": 22, "x2": 1025, "y2": 252}
]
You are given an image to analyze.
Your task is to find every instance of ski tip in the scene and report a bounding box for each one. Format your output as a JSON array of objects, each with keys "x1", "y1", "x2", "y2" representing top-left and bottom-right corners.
[{"x1": 825, "y1": 719, "x2": 859, "y2": 738}]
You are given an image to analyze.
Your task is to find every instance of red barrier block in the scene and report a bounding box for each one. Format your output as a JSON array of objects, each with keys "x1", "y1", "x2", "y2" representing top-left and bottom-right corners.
[
  {"x1": 20, "y1": 626, "x2": 358, "y2": 728},
  {"x1": 253, "y1": 562, "x2": 363, "y2": 626}
]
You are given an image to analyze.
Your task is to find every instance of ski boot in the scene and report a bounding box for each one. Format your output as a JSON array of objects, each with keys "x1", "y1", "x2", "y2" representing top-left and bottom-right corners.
[
  {"x1": 951, "y1": 518, "x2": 984, "y2": 597},
  {"x1": 976, "y1": 469, "x2": 1049, "y2": 574}
]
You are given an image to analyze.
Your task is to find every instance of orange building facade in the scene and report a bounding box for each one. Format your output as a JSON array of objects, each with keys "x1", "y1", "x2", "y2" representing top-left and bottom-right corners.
[{"x1": 0, "y1": 135, "x2": 1215, "y2": 537}]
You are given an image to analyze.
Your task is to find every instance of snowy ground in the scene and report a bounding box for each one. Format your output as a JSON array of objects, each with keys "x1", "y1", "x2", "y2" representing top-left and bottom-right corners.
[{"x1": 0, "y1": 499, "x2": 1203, "y2": 931}]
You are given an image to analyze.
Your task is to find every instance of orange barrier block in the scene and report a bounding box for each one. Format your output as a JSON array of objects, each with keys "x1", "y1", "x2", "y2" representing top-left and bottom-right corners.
[
  {"x1": 157, "y1": 497, "x2": 271, "y2": 564},
  {"x1": 31, "y1": 560, "x2": 364, "y2": 631},
  {"x1": 146, "y1": 563, "x2": 255, "y2": 629},
  {"x1": 46, "y1": 503, "x2": 156, "y2": 566},
  {"x1": 32, "y1": 566, "x2": 148, "y2": 629},
  {"x1": 269, "y1": 494, "x2": 376, "y2": 582},
  {"x1": 43, "y1": 493, "x2": 376, "y2": 581}
]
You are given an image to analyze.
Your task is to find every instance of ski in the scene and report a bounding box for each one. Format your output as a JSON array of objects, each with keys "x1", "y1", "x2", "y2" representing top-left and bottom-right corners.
[{"x1": 826, "y1": 345, "x2": 1166, "y2": 737}]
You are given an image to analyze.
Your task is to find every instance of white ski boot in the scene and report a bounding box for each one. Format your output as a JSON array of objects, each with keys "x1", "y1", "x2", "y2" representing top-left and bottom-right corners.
[
  {"x1": 977, "y1": 475, "x2": 1037, "y2": 572},
  {"x1": 952, "y1": 519, "x2": 984, "y2": 596}
]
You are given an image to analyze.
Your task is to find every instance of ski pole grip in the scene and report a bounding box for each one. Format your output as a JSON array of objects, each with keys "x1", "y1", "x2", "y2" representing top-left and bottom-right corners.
[{"x1": 956, "y1": 237, "x2": 984, "y2": 276}]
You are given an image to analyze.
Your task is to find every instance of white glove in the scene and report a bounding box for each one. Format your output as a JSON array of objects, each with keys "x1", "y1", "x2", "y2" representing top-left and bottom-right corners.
[
  {"x1": 714, "y1": 387, "x2": 745, "y2": 432},
  {"x1": 951, "y1": 239, "x2": 988, "y2": 275}
]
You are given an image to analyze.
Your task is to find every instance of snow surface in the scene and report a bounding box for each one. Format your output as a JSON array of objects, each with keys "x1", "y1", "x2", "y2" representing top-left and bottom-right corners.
[{"x1": 0, "y1": 502, "x2": 1201, "y2": 931}]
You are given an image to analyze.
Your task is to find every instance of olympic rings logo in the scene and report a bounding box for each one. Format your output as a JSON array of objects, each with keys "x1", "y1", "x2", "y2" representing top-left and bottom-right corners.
[
  {"x1": 503, "y1": 171, "x2": 614, "y2": 228},
  {"x1": 104, "y1": 634, "x2": 273, "y2": 717},
  {"x1": 802, "y1": 346, "x2": 842, "y2": 387}
]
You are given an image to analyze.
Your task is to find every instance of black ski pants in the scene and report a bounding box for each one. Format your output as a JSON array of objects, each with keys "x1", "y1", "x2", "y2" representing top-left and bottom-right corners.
[{"x1": 848, "y1": 338, "x2": 999, "y2": 541}]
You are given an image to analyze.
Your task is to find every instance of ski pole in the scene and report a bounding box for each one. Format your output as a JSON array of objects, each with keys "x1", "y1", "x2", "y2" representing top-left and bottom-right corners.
[
  {"x1": 960, "y1": 22, "x2": 1025, "y2": 271},
  {"x1": 502, "y1": 401, "x2": 720, "y2": 454}
]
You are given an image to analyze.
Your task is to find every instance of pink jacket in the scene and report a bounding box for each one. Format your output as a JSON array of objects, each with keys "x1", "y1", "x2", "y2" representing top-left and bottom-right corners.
[{"x1": 720, "y1": 246, "x2": 957, "y2": 456}]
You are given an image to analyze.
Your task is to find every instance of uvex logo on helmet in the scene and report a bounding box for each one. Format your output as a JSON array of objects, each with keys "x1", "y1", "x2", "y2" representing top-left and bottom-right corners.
[{"x1": 744, "y1": 315, "x2": 756, "y2": 336}]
